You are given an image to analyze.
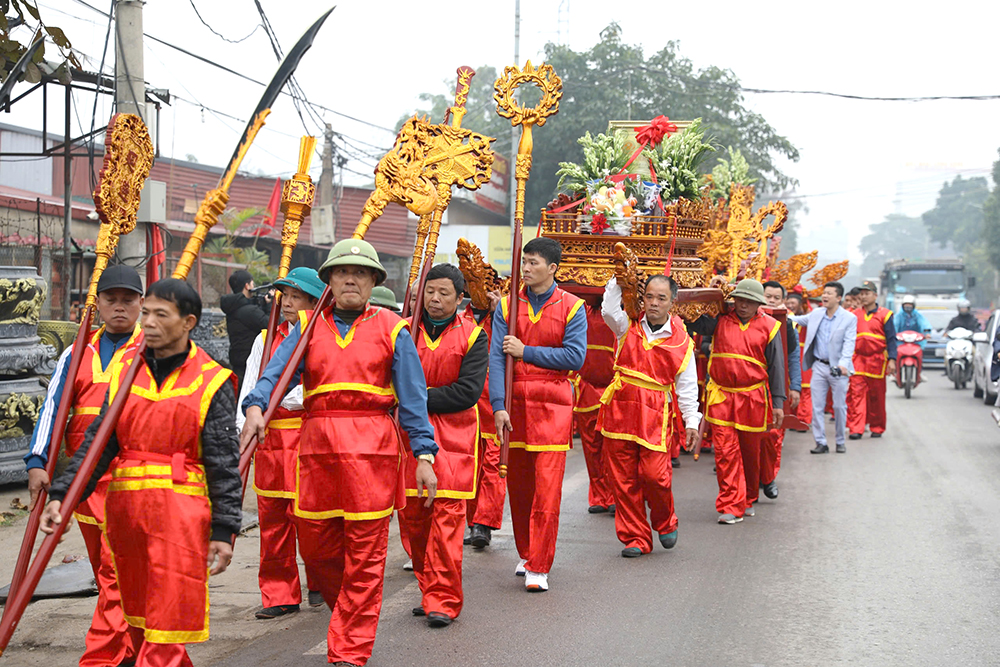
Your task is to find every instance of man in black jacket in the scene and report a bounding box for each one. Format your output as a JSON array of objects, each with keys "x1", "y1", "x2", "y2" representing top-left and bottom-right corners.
[{"x1": 221, "y1": 269, "x2": 269, "y2": 388}]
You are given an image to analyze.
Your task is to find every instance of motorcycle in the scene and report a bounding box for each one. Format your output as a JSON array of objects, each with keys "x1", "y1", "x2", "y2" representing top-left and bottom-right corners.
[
  {"x1": 895, "y1": 331, "x2": 925, "y2": 399},
  {"x1": 945, "y1": 327, "x2": 975, "y2": 390}
]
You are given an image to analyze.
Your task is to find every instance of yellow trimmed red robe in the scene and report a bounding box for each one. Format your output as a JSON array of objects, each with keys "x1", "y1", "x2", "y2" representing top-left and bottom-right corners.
[
  {"x1": 572, "y1": 304, "x2": 616, "y2": 509},
  {"x1": 848, "y1": 306, "x2": 893, "y2": 436}
]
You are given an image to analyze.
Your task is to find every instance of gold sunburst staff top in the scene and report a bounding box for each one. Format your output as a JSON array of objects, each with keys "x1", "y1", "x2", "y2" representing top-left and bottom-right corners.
[{"x1": 493, "y1": 60, "x2": 562, "y2": 477}]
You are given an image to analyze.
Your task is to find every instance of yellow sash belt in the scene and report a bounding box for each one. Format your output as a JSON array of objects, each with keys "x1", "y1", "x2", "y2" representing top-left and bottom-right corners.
[
  {"x1": 705, "y1": 378, "x2": 766, "y2": 407},
  {"x1": 600, "y1": 372, "x2": 672, "y2": 405}
]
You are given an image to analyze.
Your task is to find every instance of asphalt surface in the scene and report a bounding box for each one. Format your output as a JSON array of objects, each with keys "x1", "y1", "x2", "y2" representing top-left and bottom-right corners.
[
  {"x1": 208, "y1": 372, "x2": 1000, "y2": 667},
  {"x1": 4, "y1": 372, "x2": 1000, "y2": 666}
]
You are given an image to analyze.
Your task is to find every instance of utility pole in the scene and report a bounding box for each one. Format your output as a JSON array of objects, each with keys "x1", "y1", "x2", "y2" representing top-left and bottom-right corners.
[
  {"x1": 318, "y1": 123, "x2": 334, "y2": 207},
  {"x1": 114, "y1": 0, "x2": 146, "y2": 272},
  {"x1": 508, "y1": 0, "x2": 520, "y2": 251}
]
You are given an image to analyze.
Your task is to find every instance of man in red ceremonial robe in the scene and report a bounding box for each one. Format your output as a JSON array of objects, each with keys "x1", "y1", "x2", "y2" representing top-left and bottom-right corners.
[
  {"x1": 599, "y1": 275, "x2": 700, "y2": 556},
  {"x1": 572, "y1": 298, "x2": 616, "y2": 514},
  {"x1": 27, "y1": 265, "x2": 145, "y2": 667},
  {"x1": 703, "y1": 279, "x2": 786, "y2": 524},
  {"x1": 786, "y1": 291, "x2": 812, "y2": 428},
  {"x1": 44, "y1": 279, "x2": 242, "y2": 667},
  {"x1": 401, "y1": 264, "x2": 488, "y2": 627},
  {"x1": 243, "y1": 239, "x2": 438, "y2": 666},
  {"x1": 237, "y1": 267, "x2": 326, "y2": 618},
  {"x1": 847, "y1": 281, "x2": 897, "y2": 439},
  {"x1": 490, "y1": 238, "x2": 587, "y2": 593},
  {"x1": 463, "y1": 290, "x2": 506, "y2": 549}
]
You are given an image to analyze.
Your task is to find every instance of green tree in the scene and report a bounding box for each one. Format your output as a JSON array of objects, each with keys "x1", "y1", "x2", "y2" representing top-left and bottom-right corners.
[
  {"x1": 204, "y1": 207, "x2": 276, "y2": 284},
  {"x1": 403, "y1": 24, "x2": 799, "y2": 221},
  {"x1": 858, "y1": 214, "x2": 929, "y2": 278},
  {"x1": 979, "y1": 151, "x2": 1000, "y2": 303},
  {"x1": 0, "y1": 0, "x2": 79, "y2": 83}
]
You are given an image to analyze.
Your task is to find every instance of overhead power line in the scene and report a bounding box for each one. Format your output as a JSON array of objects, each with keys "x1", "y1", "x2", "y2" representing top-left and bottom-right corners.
[{"x1": 187, "y1": 0, "x2": 263, "y2": 44}]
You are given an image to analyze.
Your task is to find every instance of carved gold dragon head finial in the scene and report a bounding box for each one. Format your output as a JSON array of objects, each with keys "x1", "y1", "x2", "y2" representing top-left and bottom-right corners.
[
  {"x1": 772, "y1": 250, "x2": 819, "y2": 292},
  {"x1": 456, "y1": 237, "x2": 508, "y2": 310},
  {"x1": 613, "y1": 242, "x2": 646, "y2": 321},
  {"x1": 805, "y1": 260, "x2": 850, "y2": 298}
]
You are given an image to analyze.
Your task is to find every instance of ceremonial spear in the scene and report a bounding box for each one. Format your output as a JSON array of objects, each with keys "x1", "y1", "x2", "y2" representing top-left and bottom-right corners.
[
  {"x1": 492, "y1": 61, "x2": 562, "y2": 477},
  {"x1": 0, "y1": 9, "x2": 333, "y2": 656},
  {"x1": 3, "y1": 113, "x2": 153, "y2": 608}
]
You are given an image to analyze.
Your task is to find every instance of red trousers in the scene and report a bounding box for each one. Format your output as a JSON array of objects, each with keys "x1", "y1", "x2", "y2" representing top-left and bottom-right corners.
[
  {"x1": 576, "y1": 410, "x2": 614, "y2": 508},
  {"x1": 399, "y1": 498, "x2": 465, "y2": 618},
  {"x1": 77, "y1": 494, "x2": 141, "y2": 667},
  {"x1": 257, "y1": 495, "x2": 318, "y2": 607},
  {"x1": 712, "y1": 425, "x2": 764, "y2": 516},
  {"x1": 847, "y1": 374, "x2": 887, "y2": 435},
  {"x1": 507, "y1": 448, "x2": 566, "y2": 574},
  {"x1": 134, "y1": 642, "x2": 193, "y2": 667},
  {"x1": 466, "y1": 436, "x2": 506, "y2": 529},
  {"x1": 797, "y1": 386, "x2": 812, "y2": 424},
  {"x1": 759, "y1": 428, "x2": 785, "y2": 486},
  {"x1": 605, "y1": 437, "x2": 677, "y2": 553},
  {"x1": 298, "y1": 515, "x2": 391, "y2": 666}
]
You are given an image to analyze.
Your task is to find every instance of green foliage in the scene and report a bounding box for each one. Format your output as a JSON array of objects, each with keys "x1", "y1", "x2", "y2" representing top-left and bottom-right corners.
[
  {"x1": 709, "y1": 147, "x2": 757, "y2": 199},
  {"x1": 858, "y1": 214, "x2": 930, "y2": 278},
  {"x1": 402, "y1": 24, "x2": 799, "y2": 218},
  {"x1": 204, "y1": 207, "x2": 276, "y2": 284},
  {"x1": 643, "y1": 119, "x2": 717, "y2": 201},
  {"x1": 0, "y1": 0, "x2": 80, "y2": 83},
  {"x1": 555, "y1": 131, "x2": 631, "y2": 195}
]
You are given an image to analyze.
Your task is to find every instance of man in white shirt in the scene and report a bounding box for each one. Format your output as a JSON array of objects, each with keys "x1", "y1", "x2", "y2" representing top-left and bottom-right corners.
[{"x1": 598, "y1": 275, "x2": 700, "y2": 557}]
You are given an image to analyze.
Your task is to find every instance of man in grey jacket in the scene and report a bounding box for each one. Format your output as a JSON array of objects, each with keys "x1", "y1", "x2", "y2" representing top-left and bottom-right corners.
[{"x1": 788, "y1": 281, "x2": 858, "y2": 454}]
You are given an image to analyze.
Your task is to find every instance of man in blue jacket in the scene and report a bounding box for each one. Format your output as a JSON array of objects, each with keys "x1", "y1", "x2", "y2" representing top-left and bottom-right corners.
[{"x1": 788, "y1": 281, "x2": 857, "y2": 454}]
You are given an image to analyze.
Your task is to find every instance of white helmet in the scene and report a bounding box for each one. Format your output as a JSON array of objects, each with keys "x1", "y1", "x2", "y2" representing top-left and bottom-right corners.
[
  {"x1": 901, "y1": 295, "x2": 916, "y2": 306},
  {"x1": 958, "y1": 298, "x2": 971, "y2": 309}
]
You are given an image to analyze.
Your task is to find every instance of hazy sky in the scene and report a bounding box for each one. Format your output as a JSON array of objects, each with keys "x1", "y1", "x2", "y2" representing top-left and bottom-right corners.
[{"x1": 11, "y1": 0, "x2": 1000, "y2": 263}]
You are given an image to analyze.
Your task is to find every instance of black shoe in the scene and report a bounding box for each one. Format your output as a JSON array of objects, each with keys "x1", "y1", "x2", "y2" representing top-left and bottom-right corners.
[
  {"x1": 621, "y1": 547, "x2": 643, "y2": 558},
  {"x1": 308, "y1": 590, "x2": 324, "y2": 608},
  {"x1": 255, "y1": 604, "x2": 300, "y2": 619},
  {"x1": 470, "y1": 523, "x2": 492, "y2": 549},
  {"x1": 608, "y1": 504, "x2": 616, "y2": 516},
  {"x1": 871, "y1": 432, "x2": 882, "y2": 438},
  {"x1": 762, "y1": 481, "x2": 778, "y2": 499},
  {"x1": 836, "y1": 443, "x2": 846, "y2": 453},
  {"x1": 811, "y1": 445, "x2": 829, "y2": 454},
  {"x1": 463, "y1": 532, "x2": 472, "y2": 546},
  {"x1": 671, "y1": 457, "x2": 681, "y2": 468},
  {"x1": 588, "y1": 505, "x2": 609, "y2": 514},
  {"x1": 848, "y1": 433, "x2": 862, "y2": 440},
  {"x1": 790, "y1": 428, "x2": 808, "y2": 433},
  {"x1": 427, "y1": 612, "x2": 453, "y2": 628},
  {"x1": 412, "y1": 606, "x2": 426, "y2": 616}
]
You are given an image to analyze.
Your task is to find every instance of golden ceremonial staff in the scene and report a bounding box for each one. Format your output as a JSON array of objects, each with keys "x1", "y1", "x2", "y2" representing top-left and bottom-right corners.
[
  {"x1": 0, "y1": 10, "x2": 334, "y2": 656},
  {"x1": 3, "y1": 113, "x2": 153, "y2": 610},
  {"x1": 493, "y1": 61, "x2": 562, "y2": 477}
]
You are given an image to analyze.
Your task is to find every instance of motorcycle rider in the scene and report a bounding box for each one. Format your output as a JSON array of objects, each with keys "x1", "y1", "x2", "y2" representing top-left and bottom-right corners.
[
  {"x1": 894, "y1": 295, "x2": 930, "y2": 382},
  {"x1": 945, "y1": 299, "x2": 980, "y2": 333}
]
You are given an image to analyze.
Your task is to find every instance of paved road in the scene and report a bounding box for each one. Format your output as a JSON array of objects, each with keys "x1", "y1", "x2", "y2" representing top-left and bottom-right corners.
[
  {"x1": 208, "y1": 373, "x2": 1000, "y2": 667},
  {"x1": 4, "y1": 373, "x2": 1000, "y2": 666}
]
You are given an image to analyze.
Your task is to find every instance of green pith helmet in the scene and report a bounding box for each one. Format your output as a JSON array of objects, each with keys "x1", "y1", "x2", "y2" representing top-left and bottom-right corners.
[
  {"x1": 369, "y1": 285, "x2": 400, "y2": 311},
  {"x1": 730, "y1": 278, "x2": 767, "y2": 305},
  {"x1": 274, "y1": 267, "x2": 326, "y2": 300},
  {"x1": 318, "y1": 238, "x2": 387, "y2": 285}
]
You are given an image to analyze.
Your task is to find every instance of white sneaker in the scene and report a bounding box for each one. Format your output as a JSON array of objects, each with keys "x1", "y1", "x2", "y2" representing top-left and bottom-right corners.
[
  {"x1": 514, "y1": 558, "x2": 527, "y2": 577},
  {"x1": 403, "y1": 559, "x2": 413, "y2": 572},
  {"x1": 524, "y1": 570, "x2": 548, "y2": 592}
]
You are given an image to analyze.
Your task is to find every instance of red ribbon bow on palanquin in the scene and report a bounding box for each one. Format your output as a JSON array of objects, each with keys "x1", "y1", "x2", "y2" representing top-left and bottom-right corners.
[{"x1": 635, "y1": 115, "x2": 679, "y2": 148}]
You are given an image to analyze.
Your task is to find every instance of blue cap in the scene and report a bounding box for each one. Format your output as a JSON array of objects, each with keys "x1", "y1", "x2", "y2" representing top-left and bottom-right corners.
[{"x1": 274, "y1": 267, "x2": 325, "y2": 300}]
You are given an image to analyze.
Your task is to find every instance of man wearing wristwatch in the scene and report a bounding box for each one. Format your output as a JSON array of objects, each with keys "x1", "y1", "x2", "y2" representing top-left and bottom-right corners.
[{"x1": 242, "y1": 239, "x2": 438, "y2": 667}]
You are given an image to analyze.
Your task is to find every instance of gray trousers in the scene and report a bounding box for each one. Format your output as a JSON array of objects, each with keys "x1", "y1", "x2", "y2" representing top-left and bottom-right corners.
[{"x1": 810, "y1": 362, "x2": 849, "y2": 446}]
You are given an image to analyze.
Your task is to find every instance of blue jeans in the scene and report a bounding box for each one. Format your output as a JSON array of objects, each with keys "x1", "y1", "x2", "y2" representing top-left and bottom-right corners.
[{"x1": 810, "y1": 362, "x2": 849, "y2": 446}]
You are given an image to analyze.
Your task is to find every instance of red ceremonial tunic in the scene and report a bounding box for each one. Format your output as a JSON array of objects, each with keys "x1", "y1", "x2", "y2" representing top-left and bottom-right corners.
[
  {"x1": 104, "y1": 344, "x2": 234, "y2": 644},
  {"x1": 255, "y1": 318, "x2": 305, "y2": 498},
  {"x1": 464, "y1": 305, "x2": 496, "y2": 444},
  {"x1": 297, "y1": 305, "x2": 408, "y2": 521},
  {"x1": 501, "y1": 287, "x2": 584, "y2": 451},
  {"x1": 705, "y1": 310, "x2": 781, "y2": 432},
  {"x1": 599, "y1": 317, "x2": 693, "y2": 451},
  {"x1": 64, "y1": 324, "x2": 143, "y2": 525},
  {"x1": 852, "y1": 306, "x2": 892, "y2": 378},
  {"x1": 404, "y1": 316, "x2": 482, "y2": 499},
  {"x1": 572, "y1": 306, "x2": 616, "y2": 414}
]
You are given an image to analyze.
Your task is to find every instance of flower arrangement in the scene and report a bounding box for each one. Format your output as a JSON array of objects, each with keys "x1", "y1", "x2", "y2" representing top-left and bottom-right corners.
[
  {"x1": 707, "y1": 146, "x2": 757, "y2": 200},
  {"x1": 579, "y1": 176, "x2": 657, "y2": 236},
  {"x1": 643, "y1": 118, "x2": 717, "y2": 202},
  {"x1": 555, "y1": 131, "x2": 632, "y2": 197}
]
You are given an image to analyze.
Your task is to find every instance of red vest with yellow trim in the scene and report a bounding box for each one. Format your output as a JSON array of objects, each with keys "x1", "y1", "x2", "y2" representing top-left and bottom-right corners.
[
  {"x1": 502, "y1": 286, "x2": 584, "y2": 451},
  {"x1": 706, "y1": 310, "x2": 780, "y2": 432},
  {"x1": 794, "y1": 322, "x2": 811, "y2": 389},
  {"x1": 63, "y1": 324, "x2": 142, "y2": 524},
  {"x1": 104, "y1": 343, "x2": 234, "y2": 645},
  {"x1": 404, "y1": 315, "x2": 481, "y2": 499},
  {"x1": 851, "y1": 306, "x2": 892, "y2": 378},
  {"x1": 255, "y1": 319, "x2": 304, "y2": 498},
  {"x1": 572, "y1": 305, "x2": 616, "y2": 414},
  {"x1": 464, "y1": 304, "x2": 496, "y2": 442},
  {"x1": 599, "y1": 316, "x2": 692, "y2": 451},
  {"x1": 297, "y1": 305, "x2": 407, "y2": 520}
]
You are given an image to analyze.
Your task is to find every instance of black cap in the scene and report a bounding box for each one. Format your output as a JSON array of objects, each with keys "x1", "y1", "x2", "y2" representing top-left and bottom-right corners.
[
  {"x1": 96, "y1": 264, "x2": 143, "y2": 294},
  {"x1": 859, "y1": 280, "x2": 878, "y2": 293}
]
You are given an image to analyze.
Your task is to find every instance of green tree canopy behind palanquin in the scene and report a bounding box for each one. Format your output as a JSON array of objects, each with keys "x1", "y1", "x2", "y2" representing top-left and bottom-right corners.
[{"x1": 399, "y1": 23, "x2": 799, "y2": 225}]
